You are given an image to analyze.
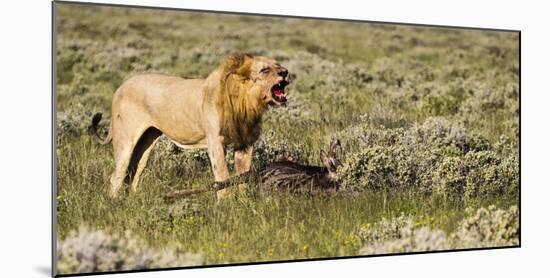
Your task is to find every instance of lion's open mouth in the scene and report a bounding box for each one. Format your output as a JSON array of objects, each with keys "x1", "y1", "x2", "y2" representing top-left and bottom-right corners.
[{"x1": 271, "y1": 80, "x2": 289, "y2": 104}]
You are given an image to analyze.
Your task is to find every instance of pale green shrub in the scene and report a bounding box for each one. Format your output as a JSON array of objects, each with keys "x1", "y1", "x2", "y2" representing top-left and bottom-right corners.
[
  {"x1": 452, "y1": 205, "x2": 519, "y2": 248},
  {"x1": 151, "y1": 137, "x2": 211, "y2": 178},
  {"x1": 57, "y1": 226, "x2": 202, "y2": 274},
  {"x1": 360, "y1": 227, "x2": 450, "y2": 255},
  {"x1": 358, "y1": 206, "x2": 519, "y2": 255},
  {"x1": 358, "y1": 214, "x2": 450, "y2": 255},
  {"x1": 56, "y1": 104, "x2": 99, "y2": 142},
  {"x1": 358, "y1": 214, "x2": 416, "y2": 242},
  {"x1": 252, "y1": 131, "x2": 308, "y2": 170},
  {"x1": 336, "y1": 117, "x2": 518, "y2": 199}
]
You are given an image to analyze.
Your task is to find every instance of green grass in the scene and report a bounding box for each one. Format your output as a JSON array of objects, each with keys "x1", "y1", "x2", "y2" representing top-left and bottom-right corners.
[
  {"x1": 55, "y1": 3, "x2": 519, "y2": 270},
  {"x1": 57, "y1": 137, "x2": 516, "y2": 263}
]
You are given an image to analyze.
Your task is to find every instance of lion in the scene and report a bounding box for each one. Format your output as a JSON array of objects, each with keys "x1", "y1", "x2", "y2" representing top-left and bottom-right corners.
[{"x1": 89, "y1": 54, "x2": 291, "y2": 196}]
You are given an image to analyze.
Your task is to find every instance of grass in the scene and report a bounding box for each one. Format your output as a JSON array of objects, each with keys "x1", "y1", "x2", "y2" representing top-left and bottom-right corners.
[
  {"x1": 54, "y1": 2, "x2": 519, "y2": 273},
  {"x1": 57, "y1": 137, "x2": 516, "y2": 263}
]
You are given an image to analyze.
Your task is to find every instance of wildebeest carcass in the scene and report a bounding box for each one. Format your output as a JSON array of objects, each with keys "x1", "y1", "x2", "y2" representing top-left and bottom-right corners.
[
  {"x1": 164, "y1": 139, "x2": 342, "y2": 199},
  {"x1": 259, "y1": 138, "x2": 341, "y2": 193}
]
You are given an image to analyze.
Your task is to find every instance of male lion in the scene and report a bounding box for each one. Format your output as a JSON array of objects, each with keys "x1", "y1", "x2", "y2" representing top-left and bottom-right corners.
[{"x1": 89, "y1": 54, "x2": 291, "y2": 196}]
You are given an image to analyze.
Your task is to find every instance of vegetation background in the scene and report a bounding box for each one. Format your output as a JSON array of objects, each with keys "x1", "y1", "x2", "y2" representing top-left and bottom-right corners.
[{"x1": 55, "y1": 3, "x2": 519, "y2": 275}]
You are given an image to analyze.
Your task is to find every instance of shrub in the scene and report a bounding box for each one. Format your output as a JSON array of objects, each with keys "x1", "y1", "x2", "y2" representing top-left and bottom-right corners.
[
  {"x1": 336, "y1": 117, "x2": 518, "y2": 199},
  {"x1": 358, "y1": 206, "x2": 519, "y2": 255},
  {"x1": 262, "y1": 93, "x2": 316, "y2": 129},
  {"x1": 252, "y1": 131, "x2": 308, "y2": 170},
  {"x1": 431, "y1": 156, "x2": 466, "y2": 197},
  {"x1": 420, "y1": 87, "x2": 465, "y2": 116},
  {"x1": 358, "y1": 214, "x2": 416, "y2": 242},
  {"x1": 337, "y1": 145, "x2": 406, "y2": 191},
  {"x1": 452, "y1": 205, "x2": 519, "y2": 248},
  {"x1": 57, "y1": 104, "x2": 98, "y2": 142},
  {"x1": 152, "y1": 137, "x2": 211, "y2": 178},
  {"x1": 278, "y1": 51, "x2": 374, "y2": 93},
  {"x1": 358, "y1": 215, "x2": 450, "y2": 255},
  {"x1": 463, "y1": 151, "x2": 501, "y2": 200},
  {"x1": 56, "y1": 226, "x2": 202, "y2": 274},
  {"x1": 360, "y1": 227, "x2": 450, "y2": 255}
]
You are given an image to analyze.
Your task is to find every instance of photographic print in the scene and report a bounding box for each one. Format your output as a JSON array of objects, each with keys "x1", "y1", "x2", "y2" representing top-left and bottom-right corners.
[{"x1": 53, "y1": 1, "x2": 520, "y2": 276}]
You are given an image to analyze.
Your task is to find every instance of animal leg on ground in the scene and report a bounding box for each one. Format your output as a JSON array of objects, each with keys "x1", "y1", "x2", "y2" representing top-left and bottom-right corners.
[
  {"x1": 128, "y1": 127, "x2": 163, "y2": 193},
  {"x1": 235, "y1": 145, "x2": 253, "y2": 175},
  {"x1": 207, "y1": 135, "x2": 230, "y2": 182},
  {"x1": 108, "y1": 111, "x2": 150, "y2": 197},
  {"x1": 109, "y1": 144, "x2": 133, "y2": 197}
]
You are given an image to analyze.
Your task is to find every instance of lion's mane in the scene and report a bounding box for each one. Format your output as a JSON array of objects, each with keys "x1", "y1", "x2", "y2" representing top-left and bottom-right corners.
[{"x1": 211, "y1": 54, "x2": 268, "y2": 150}]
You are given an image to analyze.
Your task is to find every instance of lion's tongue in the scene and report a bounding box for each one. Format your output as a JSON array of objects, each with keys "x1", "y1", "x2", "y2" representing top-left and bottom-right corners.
[{"x1": 273, "y1": 89, "x2": 286, "y2": 102}]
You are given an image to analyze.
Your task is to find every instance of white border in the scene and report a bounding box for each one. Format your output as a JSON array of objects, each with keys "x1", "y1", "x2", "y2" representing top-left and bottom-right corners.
[{"x1": 2, "y1": 0, "x2": 549, "y2": 277}]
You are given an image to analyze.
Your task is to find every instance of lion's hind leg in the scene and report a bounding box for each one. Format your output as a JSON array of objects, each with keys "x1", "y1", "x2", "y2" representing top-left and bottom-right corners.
[
  {"x1": 128, "y1": 127, "x2": 163, "y2": 193},
  {"x1": 109, "y1": 143, "x2": 133, "y2": 197},
  {"x1": 109, "y1": 117, "x2": 152, "y2": 197}
]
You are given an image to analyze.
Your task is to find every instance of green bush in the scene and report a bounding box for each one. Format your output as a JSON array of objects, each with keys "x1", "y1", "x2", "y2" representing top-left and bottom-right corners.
[
  {"x1": 358, "y1": 205, "x2": 519, "y2": 255},
  {"x1": 252, "y1": 131, "x2": 308, "y2": 170},
  {"x1": 57, "y1": 226, "x2": 202, "y2": 274},
  {"x1": 151, "y1": 137, "x2": 212, "y2": 178},
  {"x1": 56, "y1": 104, "x2": 98, "y2": 142},
  {"x1": 358, "y1": 214, "x2": 450, "y2": 255},
  {"x1": 420, "y1": 87, "x2": 465, "y2": 116},
  {"x1": 336, "y1": 117, "x2": 518, "y2": 199},
  {"x1": 452, "y1": 205, "x2": 519, "y2": 248},
  {"x1": 463, "y1": 151, "x2": 514, "y2": 200},
  {"x1": 358, "y1": 214, "x2": 416, "y2": 243}
]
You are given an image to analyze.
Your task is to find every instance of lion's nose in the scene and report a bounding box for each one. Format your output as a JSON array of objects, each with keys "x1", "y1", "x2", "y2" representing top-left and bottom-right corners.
[{"x1": 278, "y1": 68, "x2": 288, "y2": 78}]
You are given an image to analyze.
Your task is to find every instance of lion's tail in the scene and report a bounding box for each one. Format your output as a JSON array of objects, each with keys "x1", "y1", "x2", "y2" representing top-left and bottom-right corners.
[{"x1": 88, "y1": 113, "x2": 112, "y2": 145}]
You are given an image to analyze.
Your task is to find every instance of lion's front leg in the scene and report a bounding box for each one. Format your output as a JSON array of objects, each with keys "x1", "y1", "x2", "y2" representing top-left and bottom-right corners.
[
  {"x1": 235, "y1": 145, "x2": 253, "y2": 175},
  {"x1": 207, "y1": 135, "x2": 230, "y2": 182}
]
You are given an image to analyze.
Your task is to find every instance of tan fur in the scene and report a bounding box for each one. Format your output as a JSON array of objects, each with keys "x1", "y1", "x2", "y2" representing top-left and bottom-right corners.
[
  {"x1": 90, "y1": 54, "x2": 290, "y2": 196},
  {"x1": 216, "y1": 55, "x2": 267, "y2": 149}
]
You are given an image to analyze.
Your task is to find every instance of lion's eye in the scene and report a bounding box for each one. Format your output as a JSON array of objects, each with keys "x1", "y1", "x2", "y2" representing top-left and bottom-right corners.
[{"x1": 260, "y1": 67, "x2": 270, "y2": 74}]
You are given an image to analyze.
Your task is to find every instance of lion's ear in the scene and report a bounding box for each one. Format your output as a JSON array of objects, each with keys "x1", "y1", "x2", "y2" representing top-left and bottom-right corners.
[
  {"x1": 235, "y1": 59, "x2": 252, "y2": 78},
  {"x1": 220, "y1": 54, "x2": 253, "y2": 79}
]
